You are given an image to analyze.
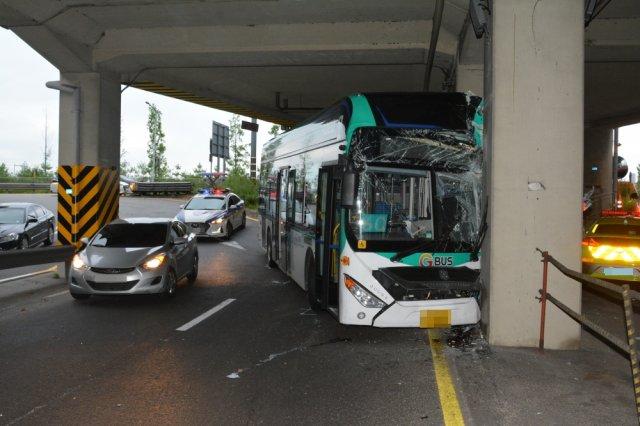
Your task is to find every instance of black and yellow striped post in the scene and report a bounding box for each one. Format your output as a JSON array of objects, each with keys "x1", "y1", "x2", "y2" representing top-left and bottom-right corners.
[
  {"x1": 622, "y1": 284, "x2": 640, "y2": 420},
  {"x1": 57, "y1": 165, "x2": 120, "y2": 247}
]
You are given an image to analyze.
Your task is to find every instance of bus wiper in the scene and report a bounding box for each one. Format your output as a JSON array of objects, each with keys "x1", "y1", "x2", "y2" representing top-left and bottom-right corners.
[{"x1": 390, "y1": 238, "x2": 433, "y2": 262}]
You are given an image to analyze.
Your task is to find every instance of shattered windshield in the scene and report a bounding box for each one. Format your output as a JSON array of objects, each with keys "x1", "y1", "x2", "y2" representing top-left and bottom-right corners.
[
  {"x1": 349, "y1": 167, "x2": 434, "y2": 242},
  {"x1": 348, "y1": 127, "x2": 482, "y2": 250}
]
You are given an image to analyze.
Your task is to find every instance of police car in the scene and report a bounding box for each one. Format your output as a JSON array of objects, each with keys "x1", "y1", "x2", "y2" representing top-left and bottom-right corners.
[{"x1": 175, "y1": 189, "x2": 246, "y2": 239}]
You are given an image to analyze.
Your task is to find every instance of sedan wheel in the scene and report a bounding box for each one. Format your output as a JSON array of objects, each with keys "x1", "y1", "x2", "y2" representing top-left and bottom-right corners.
[
  {"x1": 44, "y1": 226, "x2": 54, "y2": 246},
  {"x1": 187, "y1": 253, "x2": 199, "y2": 283},
  {"x1": 163, "y1": 270, "x2": 177, "y2": 298}
]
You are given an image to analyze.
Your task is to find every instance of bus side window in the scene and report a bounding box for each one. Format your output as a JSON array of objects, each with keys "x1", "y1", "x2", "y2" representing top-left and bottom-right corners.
[
  {"x1": 305, "y1": 181, "x2": 316, "y2": 227},
  {"x1": 268, "y1": 177, "x2": 277, "y2": 215},
  {"x1": 287, "y1": 170, "x2": 295, "y2": 222},
  {"x1": 294, "y1": 173, "x2": 305, "y2": 225}
]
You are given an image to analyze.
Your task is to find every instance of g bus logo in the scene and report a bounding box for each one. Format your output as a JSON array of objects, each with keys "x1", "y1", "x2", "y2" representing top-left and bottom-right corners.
[{"x1": 419, "y1": 253, "x2": 454, "y2": 267}]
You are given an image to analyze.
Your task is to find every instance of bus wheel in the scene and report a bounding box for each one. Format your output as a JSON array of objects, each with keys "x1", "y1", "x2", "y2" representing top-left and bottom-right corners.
[
  {"x1": 306, "y1": 254, "x2": 321, "y2": 311},
  {"x1": 266, "y1": 231, "x2": 277, "y2": 268}
]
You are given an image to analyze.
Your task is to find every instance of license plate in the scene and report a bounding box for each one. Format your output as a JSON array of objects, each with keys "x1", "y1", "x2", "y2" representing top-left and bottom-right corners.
[
  {"x1": 420, "y1": 309, "x2": 451, "y2": 328},
  {"x1": 603, "y1": 267, "x2": 634, "y2": 276}
]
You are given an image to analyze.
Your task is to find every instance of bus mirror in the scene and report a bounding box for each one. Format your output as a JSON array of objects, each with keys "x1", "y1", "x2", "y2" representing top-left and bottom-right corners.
[{"x1": 341, "y1": 165, "x2": 357, "y2": 208}]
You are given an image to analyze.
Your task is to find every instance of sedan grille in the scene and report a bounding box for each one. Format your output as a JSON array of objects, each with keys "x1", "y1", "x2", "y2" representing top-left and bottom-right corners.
[
  {"x1": 90, "y1": 267, "x2": 135, "y2": 274},
  {"x1": 187, "y1": 222, "x2": 209, "y2": 234},
  {"x1": 87, "y1": 280, "x2": 139, "y2": 291}
]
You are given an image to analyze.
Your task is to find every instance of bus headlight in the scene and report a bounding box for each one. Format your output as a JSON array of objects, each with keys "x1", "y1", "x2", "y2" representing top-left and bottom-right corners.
[{"x1": 344, "y1": 275, "x2": 386, "y2": 308}]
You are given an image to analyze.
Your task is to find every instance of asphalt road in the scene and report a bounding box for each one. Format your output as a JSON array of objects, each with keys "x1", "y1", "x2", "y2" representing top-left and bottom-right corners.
[{"x1": 0, "y1": 194, "x2": 442, "y2": 425}]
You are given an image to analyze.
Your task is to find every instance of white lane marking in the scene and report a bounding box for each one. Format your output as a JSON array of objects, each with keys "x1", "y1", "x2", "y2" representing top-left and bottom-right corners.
[
  {"x1": 45, "y1": 290, "x2": 68, "y2": 299},
  {"x1": 246, "y1": 216, "x2": 258, "y2": 222},
  {"x1": 221, "y1": 241, "x2": 246, "y2": 251},
  {"x1": 176, "y1": 298, "x2": 236, "y2": 332},
  {"x1": 0, "y1": 266, "x2": 57, "y2": 285}
]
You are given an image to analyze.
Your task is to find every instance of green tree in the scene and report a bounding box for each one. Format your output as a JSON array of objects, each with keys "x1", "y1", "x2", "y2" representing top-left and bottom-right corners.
[
  {"x1": 145, "y1": 102, "x2": 168, "y2": 181},
  {"x1": 0, "y1": 163, "x2": 9, "y2": 177},
  {"x1": 268, "y1": 124, "x2": 281, "y2": 138},
  {"x1": 227, "y1": 114, "x2": 248, "y2": 175},
  {"x1": 192, "y1": 163, "x2": 206, "y2": 176}
]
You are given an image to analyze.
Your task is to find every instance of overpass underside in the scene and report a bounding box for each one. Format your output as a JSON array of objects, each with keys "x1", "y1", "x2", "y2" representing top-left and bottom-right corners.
[{"x1": 1, "y1": 0, "x2": 639, "y2": 348}]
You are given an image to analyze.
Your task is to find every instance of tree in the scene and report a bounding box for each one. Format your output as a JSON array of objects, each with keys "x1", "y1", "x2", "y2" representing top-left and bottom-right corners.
[
  {"x1": 192, "y1": 163, "x2": 206, "y2": 176},
  {"x1": 227, "y1": 114, "x2": 248, "y2": 175},
  {"x1": 268, "y1": 124, "x2": 281, "y2": 138},
  {"x1": 0, "y1": 163, "x2": 9, "y2": 178},
  {"x1": 120, "y1": 147, "x2": 131, "y2": 177},
  {"x1": 145, "y1": 102, "x2": 169, "y2": 181}
]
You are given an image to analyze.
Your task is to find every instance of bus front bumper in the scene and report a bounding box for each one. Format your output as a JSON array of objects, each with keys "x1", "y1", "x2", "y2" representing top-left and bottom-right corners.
[{"x1": 341, "y1": 297, "x2": 481, "y2": 328}]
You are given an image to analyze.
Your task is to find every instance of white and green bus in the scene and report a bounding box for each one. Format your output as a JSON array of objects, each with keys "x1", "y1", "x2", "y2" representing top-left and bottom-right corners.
[{"x1": 258, "y1": 92, "x2": 484, "y2": 328}]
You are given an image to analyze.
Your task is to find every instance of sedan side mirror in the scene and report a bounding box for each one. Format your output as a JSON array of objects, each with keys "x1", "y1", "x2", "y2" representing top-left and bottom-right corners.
[
  {"x1": 27, "y1": 216, "x2": 38, "y2": 224},
  {"x1": 173, "y1": 236, "x2": 188, "y2": 245},
  {"x1": 179, "y1": 204, "x2": 185, "y2": 209},
  {"x1": 80, "y1": 237, "x2": 90, "y2": 247}
]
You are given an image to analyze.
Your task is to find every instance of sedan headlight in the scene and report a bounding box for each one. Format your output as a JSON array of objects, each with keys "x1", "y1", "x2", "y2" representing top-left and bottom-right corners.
[
  {"x1": 211, "y1": 217, "x2": 224, "y2": 224},
  {"x1": 142, "y1": 253, "x2": 166, "y2": 270},
  {"x1": 72, "y1": 254, "x2": 89, "y2": 270},
  {"x1": 0, "y1": 233, "x2": 19, "y2": 243},
  {"x1": 344, "y1": 275, "x2": 386, "y2": 308}
]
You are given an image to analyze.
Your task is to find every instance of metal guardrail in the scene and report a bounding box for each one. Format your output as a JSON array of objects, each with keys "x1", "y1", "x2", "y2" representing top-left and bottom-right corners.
[
  {"x1": 536, "y1": 249, "x2": 640, "y2": 419},
  {"x1": 0, "y1": 245, "x2": 75, "y2": 271},
  {"x1": 0, "y1": 182, "x2": 50, "y2": 191},
  {"x1": 130, "y1": 181, "x2": 192, "y2": 195}
]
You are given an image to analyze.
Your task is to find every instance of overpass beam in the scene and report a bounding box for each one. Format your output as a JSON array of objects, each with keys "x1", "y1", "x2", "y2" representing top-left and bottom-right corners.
[
  {"x1": 54, "y1": 71, "x2": 121, "y2": 246},
  {"x1": 483, "y1": 0, "x2": 583, "y2": 348}
]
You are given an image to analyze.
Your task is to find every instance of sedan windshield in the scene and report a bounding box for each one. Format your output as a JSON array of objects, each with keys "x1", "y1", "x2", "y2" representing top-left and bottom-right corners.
[
  {"x1": 0, "y1": 207, "x2": 25, "y2": 224},
  {"x1": 91, "y1": 224, "x2": 167, "y2": 248},
  {"x1": 185, "y1": 197, "x2": 225, "y2": 210},
  {"x1": 349, "y1": 167, "x2": 434, "y2": 242}
]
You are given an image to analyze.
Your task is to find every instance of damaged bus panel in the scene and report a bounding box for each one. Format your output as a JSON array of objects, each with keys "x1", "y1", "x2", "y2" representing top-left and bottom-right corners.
[{"x1": 259, "y1": 92, "x2": 484, "y2": 328}]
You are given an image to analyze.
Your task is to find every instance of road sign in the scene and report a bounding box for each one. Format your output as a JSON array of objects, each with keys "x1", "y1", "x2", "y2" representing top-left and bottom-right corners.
[
  {"x1": 241, "y1": 120, "x2": 259, "y2": 132},
  {"x1": 211, "y1": 121, "x2": 230, "y2": 160}
]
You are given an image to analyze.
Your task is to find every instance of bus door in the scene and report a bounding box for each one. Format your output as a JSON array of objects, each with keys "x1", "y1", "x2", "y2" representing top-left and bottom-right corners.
[
  {"x1": 275, "y1": 167, "x2": 292, "y2": 272},
  {"x1": 316, "y1": 166, "x2": 341, "y2": 310}
]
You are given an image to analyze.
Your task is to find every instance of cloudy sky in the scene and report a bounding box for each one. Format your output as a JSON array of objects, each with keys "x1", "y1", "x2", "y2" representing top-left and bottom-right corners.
[
  {"x1": 0, "y1": 28, "x2": 273, "y2": 175},
  {"x1": 1, "y1": 27, "x2": 640, "y2": 180}
]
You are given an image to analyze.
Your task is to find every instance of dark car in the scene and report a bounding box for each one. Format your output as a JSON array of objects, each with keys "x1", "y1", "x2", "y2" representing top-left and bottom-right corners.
[{"x1": 0, "y1": 203, "x2": 55, "y2": 250}]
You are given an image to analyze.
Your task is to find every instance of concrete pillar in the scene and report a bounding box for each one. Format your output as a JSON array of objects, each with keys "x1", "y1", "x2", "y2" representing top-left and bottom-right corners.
[
  {"x1": 483, "y1": 0, "x2": 583, "y2": 348},
  {"x1": 584, "y1": 127, "x2": 613, "y2": 216},
  {"x1": 55, "y1": 71, "x2": 121, "y2": 245},
  {"x1": 58, "y1": 72, "x2": 121, "y2": 167}
]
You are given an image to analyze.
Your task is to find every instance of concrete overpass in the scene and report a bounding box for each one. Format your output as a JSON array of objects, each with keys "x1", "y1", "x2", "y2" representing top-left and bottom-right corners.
[{"x1": 1, "y1": 0, "x2": 639, "y2": 348}]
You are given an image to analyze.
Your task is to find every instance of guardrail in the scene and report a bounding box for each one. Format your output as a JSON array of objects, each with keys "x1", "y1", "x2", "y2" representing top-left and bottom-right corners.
[
  {"x1": 536, "y1": 249, "x2": 640, "y2": 419},
  {"x1": 0, "y1": 245, "x2": 75, "y2": 271},
  {"x1": 0, "y1": 182, "x2": 50, "y2": 191},
  {"x1": 130, "y1": 181, "x2": 192, "y2": 195}
]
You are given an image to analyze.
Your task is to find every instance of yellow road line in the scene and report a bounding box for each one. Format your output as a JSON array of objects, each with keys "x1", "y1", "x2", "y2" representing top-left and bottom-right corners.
[
  {"x1": 428, "y1": 329, "x2": 465, "y2": 426},
  {"x1": 247, "y1": 216, "x2": 258, "y2": 222}
]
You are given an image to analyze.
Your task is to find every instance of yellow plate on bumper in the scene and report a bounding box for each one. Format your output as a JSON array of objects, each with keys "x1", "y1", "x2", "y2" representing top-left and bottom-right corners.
[{"x1": 420, "y1": 310, "x2": 451, "y2": 328}]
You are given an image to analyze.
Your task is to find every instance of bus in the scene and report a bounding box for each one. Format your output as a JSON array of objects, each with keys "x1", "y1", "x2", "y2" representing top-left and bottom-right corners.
[{"x1": 258, "y1": 92, "x2": 484, "y2": 328}]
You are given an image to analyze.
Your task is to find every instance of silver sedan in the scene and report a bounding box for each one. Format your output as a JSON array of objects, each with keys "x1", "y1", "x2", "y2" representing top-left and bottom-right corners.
[{"x1": 68, "y1": 218, "x2": 198, "y2": 300}]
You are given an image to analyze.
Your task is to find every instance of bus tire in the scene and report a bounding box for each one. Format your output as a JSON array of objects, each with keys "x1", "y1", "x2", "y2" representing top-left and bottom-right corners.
[
  {"x1": 266, "y1": 230, "x2": 277, "y2": 268},
  {"x1": 306, "y1": 253, "x2": 321, "y2": 311}
]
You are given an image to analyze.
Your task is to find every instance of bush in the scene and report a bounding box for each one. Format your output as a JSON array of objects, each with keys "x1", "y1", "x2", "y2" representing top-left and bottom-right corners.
[{"x1": 224, "y1": 172, "x2": 259, "y2": 209}]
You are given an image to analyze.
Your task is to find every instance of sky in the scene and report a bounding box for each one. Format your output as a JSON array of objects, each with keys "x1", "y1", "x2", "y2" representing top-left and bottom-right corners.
[{"x1": 0, "y1": 28, "x2": 274, "y2": 175}]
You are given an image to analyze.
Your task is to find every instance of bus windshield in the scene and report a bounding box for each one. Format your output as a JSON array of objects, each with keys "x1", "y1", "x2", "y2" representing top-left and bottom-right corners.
[
  {"x1": 349, "y1": 127, "x2": 482, "y2": 250},
  {"x1": 349, "y1": 167, "x2": 434, "y2": 242}
]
